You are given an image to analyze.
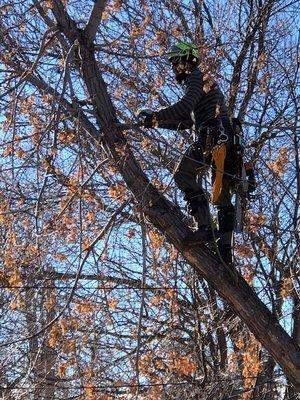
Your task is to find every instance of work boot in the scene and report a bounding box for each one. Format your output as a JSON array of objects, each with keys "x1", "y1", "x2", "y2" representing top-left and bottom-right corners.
[
  {"x1": 181, "y1": 192, "x2": 214, "y2": 247},
  {"x1": 184, "y1": 207, "x2": 219, "y2": 247}
]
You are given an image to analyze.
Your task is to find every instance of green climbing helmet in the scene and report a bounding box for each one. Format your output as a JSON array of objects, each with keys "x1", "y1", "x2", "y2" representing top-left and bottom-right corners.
[{"x1": 166, "y1": 41, "x2": 199, "y2": 63}]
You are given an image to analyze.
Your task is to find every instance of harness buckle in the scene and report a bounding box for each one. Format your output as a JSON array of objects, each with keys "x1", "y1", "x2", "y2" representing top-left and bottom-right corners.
[{"x1": 217, "y1": 132, "x2": 228, "y2": 144}]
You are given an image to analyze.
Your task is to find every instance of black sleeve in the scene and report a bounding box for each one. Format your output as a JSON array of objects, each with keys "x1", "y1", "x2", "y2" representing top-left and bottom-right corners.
[
  {"x1": 155, "y1": 118, "x2": 194, "y2": 130},
  {"x1": 155, "y1": 71, "x2": 204, "y2": 130}
]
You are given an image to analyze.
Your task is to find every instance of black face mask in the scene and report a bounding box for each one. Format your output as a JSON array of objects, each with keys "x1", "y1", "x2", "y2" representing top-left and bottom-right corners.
[
  {"x1": 175, "y1": 71, "x2": 188, "y2": 84},
  {"x1": 172, "y1": 62, "x2": 188, "y2": 84}
]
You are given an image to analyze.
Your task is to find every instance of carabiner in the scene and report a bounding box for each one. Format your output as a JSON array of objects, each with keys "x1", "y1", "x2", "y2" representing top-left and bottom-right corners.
[{"x1": 217, "y1": 133, "x2": 228, "y2": 144}]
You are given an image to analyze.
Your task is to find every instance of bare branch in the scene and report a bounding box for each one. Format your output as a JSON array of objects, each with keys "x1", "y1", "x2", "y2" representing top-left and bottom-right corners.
[{"x1": 84, "y1": 0, "x2": 108, "y2": 41}]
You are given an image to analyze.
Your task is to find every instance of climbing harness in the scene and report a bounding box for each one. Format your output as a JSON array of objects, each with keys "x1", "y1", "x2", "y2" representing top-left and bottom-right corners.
[
  {"x1": 197, "y1": 117, "x2": 256, "y2": 231},
  {"x1": 198, "y1": 119, "x2": 228, "y2": 205}
]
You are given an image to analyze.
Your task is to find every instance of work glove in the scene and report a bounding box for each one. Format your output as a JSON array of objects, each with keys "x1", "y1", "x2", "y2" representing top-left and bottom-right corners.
[{"x1": 137, "y1": 108, "x2": 156, "y2": 128}]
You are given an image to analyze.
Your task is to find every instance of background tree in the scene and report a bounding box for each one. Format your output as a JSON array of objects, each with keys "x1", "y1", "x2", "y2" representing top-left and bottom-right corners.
[{"x1": 0, "y1": 0, "x2": 299, "y2": 399}]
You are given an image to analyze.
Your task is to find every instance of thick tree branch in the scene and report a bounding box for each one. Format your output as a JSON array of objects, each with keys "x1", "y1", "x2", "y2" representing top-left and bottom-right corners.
[
  {"x1": 50, "y1": 0, "x2": 79, "y2": 43},
  {"x1": 84, "y1": 0, "x2": 108, "y2": 41}
]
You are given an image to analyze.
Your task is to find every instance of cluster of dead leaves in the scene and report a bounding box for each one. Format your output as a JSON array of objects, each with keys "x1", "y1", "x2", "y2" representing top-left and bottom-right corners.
[
  {"x1": 242, "y1": 342, "x2": 263, "y2": 399},
  {"x1": 280, "y1": 275, "x2": 294, "y2": 299},
  {"x1": 244, "y1": 212, "x2": 267, "y2": 234},
  {"x1": 168, "y1": 354, "x2": 197, "y2": 376},
  {"x1": 48, "y1": 317, "x2": 80, "y2": 350},
  {"x1": 108, "y1": 183, "x2": 128, "y2": 204},
  {"x1": 267, "y1": 147, "x2": 289, "y2": 177},
  {"x1": 102, "y1": 0, "x2": 123, "y2": 20},
  {"x1": 74, "y1": 300, "x2": 97, "y2": 314},
  {"x1": 234, "y1": 334, "x2": 262, "y2": 399},
  {"x1": 139, "y1": 350, "x2": 197, "y2": 379},
  {"x1": 148, "y1": 229, "x2": 165, "y2": 251},
  {"x1": 235, "y1": 244, "x2": 254, "y2": 259}
]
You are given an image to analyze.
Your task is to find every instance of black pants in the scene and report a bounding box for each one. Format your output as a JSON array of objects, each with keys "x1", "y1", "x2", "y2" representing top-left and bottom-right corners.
[{"x1": 174, "y1": 124, "x2": 235, "y2": 246}]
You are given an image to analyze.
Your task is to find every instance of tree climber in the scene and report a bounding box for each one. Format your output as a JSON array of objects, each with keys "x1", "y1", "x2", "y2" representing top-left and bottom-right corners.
[{"x1": 138, "y1": 41, "x2": 236, "y2": 267}]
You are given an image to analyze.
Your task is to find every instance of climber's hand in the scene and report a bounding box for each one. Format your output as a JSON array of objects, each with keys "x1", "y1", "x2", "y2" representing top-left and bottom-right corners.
[{"x1": 137, "y1": 109, "x2": 155, "y2": 128}]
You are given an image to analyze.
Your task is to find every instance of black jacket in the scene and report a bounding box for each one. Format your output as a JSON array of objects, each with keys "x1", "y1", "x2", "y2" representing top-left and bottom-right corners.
[{"x1": 155, "y1": 68, "x2": 229, "y2": 131}]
